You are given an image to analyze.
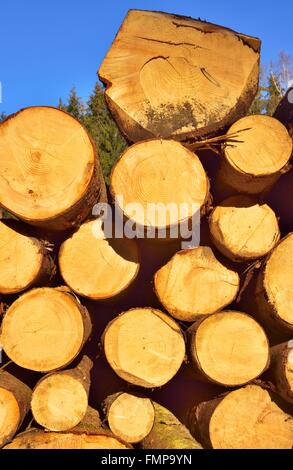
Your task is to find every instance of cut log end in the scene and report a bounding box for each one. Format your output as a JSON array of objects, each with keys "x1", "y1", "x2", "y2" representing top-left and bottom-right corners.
[
  {"x1": 4, "y1": 429, "x2": 130, "y2": 449},
  {"x1": 189, "y1": 311, "x2": 269, "y2": 386},
  {"x1": 0, "y1": 221, "x2": 54, "y2": 294},
  {"x1": 0, "y1": 372, "x2": 32, "y2": 448},
  {"x1": 270, "y1": 341, "x2": 293, "y2": 404},
  {"x1": 110, "y1": 139, "x2": 209, "y2": 230},
  {"x1": 31, "y1": 375, "x2": 88, "y2": 431},
  {"x1": 154, "y1": 246, "x2": 239, "y2": 321},
  {"x1": 59, "y1": 220, "x2": 140, "y2": 299},
  {"x1": 106, "y1": 393, "x2": 155, "y2": 443},
  {"x1": 99, "y1": 10, "x2": 260, "y2": 141},
  {"x1": 256, "y1": 233, "x2": 293, "y2": 332},
  {"x1": 209, "y1": 195, "x2": 280, "y2": 262},
  {"x1": 103, "y1": 307, "x2": 185, "y2": 387},
  {"x1": 194, "y1": 385, "x2": 293, "y2": 449},
  {"x1": 0, "y1": 106, "x2": 106, "y2": 230},
  {"x1": 0, "y1": 287, "x2": 92, "y2": 372},
  {"x1": 0, "y1": 388, "x2": 20, "y2": 448},
  {"x1": 217, "y1": 115, "x2": 292, "y2": 196}
]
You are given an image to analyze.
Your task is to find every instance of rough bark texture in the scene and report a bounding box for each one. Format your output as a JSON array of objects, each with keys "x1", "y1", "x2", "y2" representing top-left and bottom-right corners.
[
  {"x1": 270, "y1": 341, "x2": 293, "y2": 404},
  {"x1": 0, "y1": 371, "x2": 32, "y2": 448},
  {"x1": 254, "y1": 234, "x2": 293, "y2": 335},
  {"x1": 3, "y1": 428, "x2": 131, "y2": 449},
  {"x1": 99, "y1": 10, "x2": 260, "y2": 142},
  {"x1": 274, "y1": 87, "x2": 293, "y2": 137},
  {"x1": 141, "y1": 402, "x2": 202, "y2": 449}
]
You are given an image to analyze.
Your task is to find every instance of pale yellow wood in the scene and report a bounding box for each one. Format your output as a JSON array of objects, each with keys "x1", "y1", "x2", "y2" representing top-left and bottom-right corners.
[
  {"x1": 0, "y1": 388, "x2": 20, "y2": 448},
  {"x1": 0, "y1": 107, "x2": 96, "y2": 224},
  {"x1": 192, "y1": 311, "x2": 269, "y2": 386},
  {"x1": 31, "y1": 375, "x2": 88, "y2": 432},
  {"x1": 217, "y1": 115, "x2": 293, "y2": 196},
  {"x1": 154, "y1": 246, "x2": 239, "y2": 321},
  {"x1": 107, "y1": 393, "x2": 155, "y2": 443},
  {"x1": 209, "y1": 195, "x2": 280, "y2": 261},
  {"x1": 260, "y1": 234, "x2": 293, "y2": 327},
  {"x1": 0, "y1": 221, "x2": 43, "y2": 293},
  {"x1": 103, "y1": 308, "x2": 185, "y2": 387},
  {"x1": 4, "y1": 430, "x2": 130, "y2": 449},
  {"x1": 209, "y1": 385, "x2": 293, "y2": 449},
  {"x1": 59, "y1": 220, "x2": 139, "y2": 299},
  {"x1": 285, "y1": 346, "x2": 293, "y2": 392},
  {"x1": 99, "y1": 10, "x2": 260, "y2": 141},
  {"x1": 110, "y1": 139, "x2": 209, "y2": 229},
  {"x1": 0, "y1": 288, "x2": 91, "y2": 372},
  {"x1": 225, "y1": 115, "x2": 292, "y2": 176}
]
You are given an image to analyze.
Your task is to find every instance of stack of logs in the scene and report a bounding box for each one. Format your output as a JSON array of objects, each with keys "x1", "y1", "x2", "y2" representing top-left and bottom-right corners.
[{"x1": 0, "y1": 10, "x2": 293, "y2": 449}]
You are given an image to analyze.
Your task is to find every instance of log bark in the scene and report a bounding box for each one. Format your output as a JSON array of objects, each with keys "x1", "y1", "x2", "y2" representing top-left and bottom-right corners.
[
  {"x1": 31, "y1": 355, "x2": 93, "y2": 431},
  {"x1": 274, "y1": 87, "x2": 293, "y2": 137},
  {"x1": 154, "y1": 246, "x2": 239, "y2": 321},
  {"x1": 0, "y1": 106, "x2": 107, "y2": 231},
  {"x1": 103, "y1": 392, "x2": 155, "y2": 444},
  {"x1": 0, "y1": 371, "x2": 32, "y2": 448},
  {"x1": 187, "y1": 311, "x2": 269, "y2": 386},
  {"x1": 215, "y1": 115, "x2": 292, "y2": 197},
  {"x1": 209, "y1": 195, "x2": 280, "y2": 262},
  {"x1": 141, "y1": 402, "x2": 202, "y2": 449},
  {"x1": 99, "y1": 10, "x2": 260, "y2": 142},
  {"x1": 0, "y1": 220, "x2": 55, "y2": 294},
  {"x1": 59, "y1": 219, "x2": 140, "y2": 299},
  {"x1": 254, "y1": 233, "x2": 293, "y2": 335},
  {"x1": 110, "y1": 139, "x2": 209, "y2": 239},
  {"x1": 0, "y1": 287, "x2": 92, "y2": 372},
  {"x1": 270, "y1": 341, "x2": 293, "y2": 404},
  {"x1": 4, "y1": 406, "x2": 131, "y2": 449},
  {"x1": 3, "y1": 428, "x2": 130, "y2": 449},
  {"x1": 103, "y1": 307, "x2": 185, "y2": 388},
  {"x1": 71, "y1": 406, "x2": 102, "y2": 433},
  {"x1": 189, "y1": 385, "x2": 293, "y2": 448}
]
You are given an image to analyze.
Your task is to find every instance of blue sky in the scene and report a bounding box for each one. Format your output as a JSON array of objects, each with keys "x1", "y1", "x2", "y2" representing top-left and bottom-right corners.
[{"x1": 0, "y1": 0, "x2": 292, "y2": 114}]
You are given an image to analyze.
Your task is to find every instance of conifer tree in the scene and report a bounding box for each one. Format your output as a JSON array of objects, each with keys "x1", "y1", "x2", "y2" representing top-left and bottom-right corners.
[
  {"x1": 83, "y1": 83, "x2": 127, "y2": 183},
  {"x1": 65, "y1": 86, "x2": 85, "y2": 121}
]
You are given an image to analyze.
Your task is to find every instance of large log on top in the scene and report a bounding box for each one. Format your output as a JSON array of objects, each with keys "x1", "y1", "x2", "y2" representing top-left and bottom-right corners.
[
  {"x1": 99, "y1": 10, "x2": 260, "y2": 142},
  {"x1": 0, "y1": 107, "x2": 107, "y2": 230}
]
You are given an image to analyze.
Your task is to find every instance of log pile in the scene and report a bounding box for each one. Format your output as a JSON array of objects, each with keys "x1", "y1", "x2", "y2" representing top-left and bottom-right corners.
[{"x1": 0, "y1": 9, "x2": 293, "y2": 450}]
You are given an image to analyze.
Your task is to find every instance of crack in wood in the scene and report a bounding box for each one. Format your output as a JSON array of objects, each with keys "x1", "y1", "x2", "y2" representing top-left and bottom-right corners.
[
  {"x1": 200, "y1": 67, "x2": 221, "y2": 87},
  {"x1": 135, "y1": 36, "x2": 204, "y2": 49},
  {"x1": 172, "y1": 21, "x2": 211, "y2": 33}
]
